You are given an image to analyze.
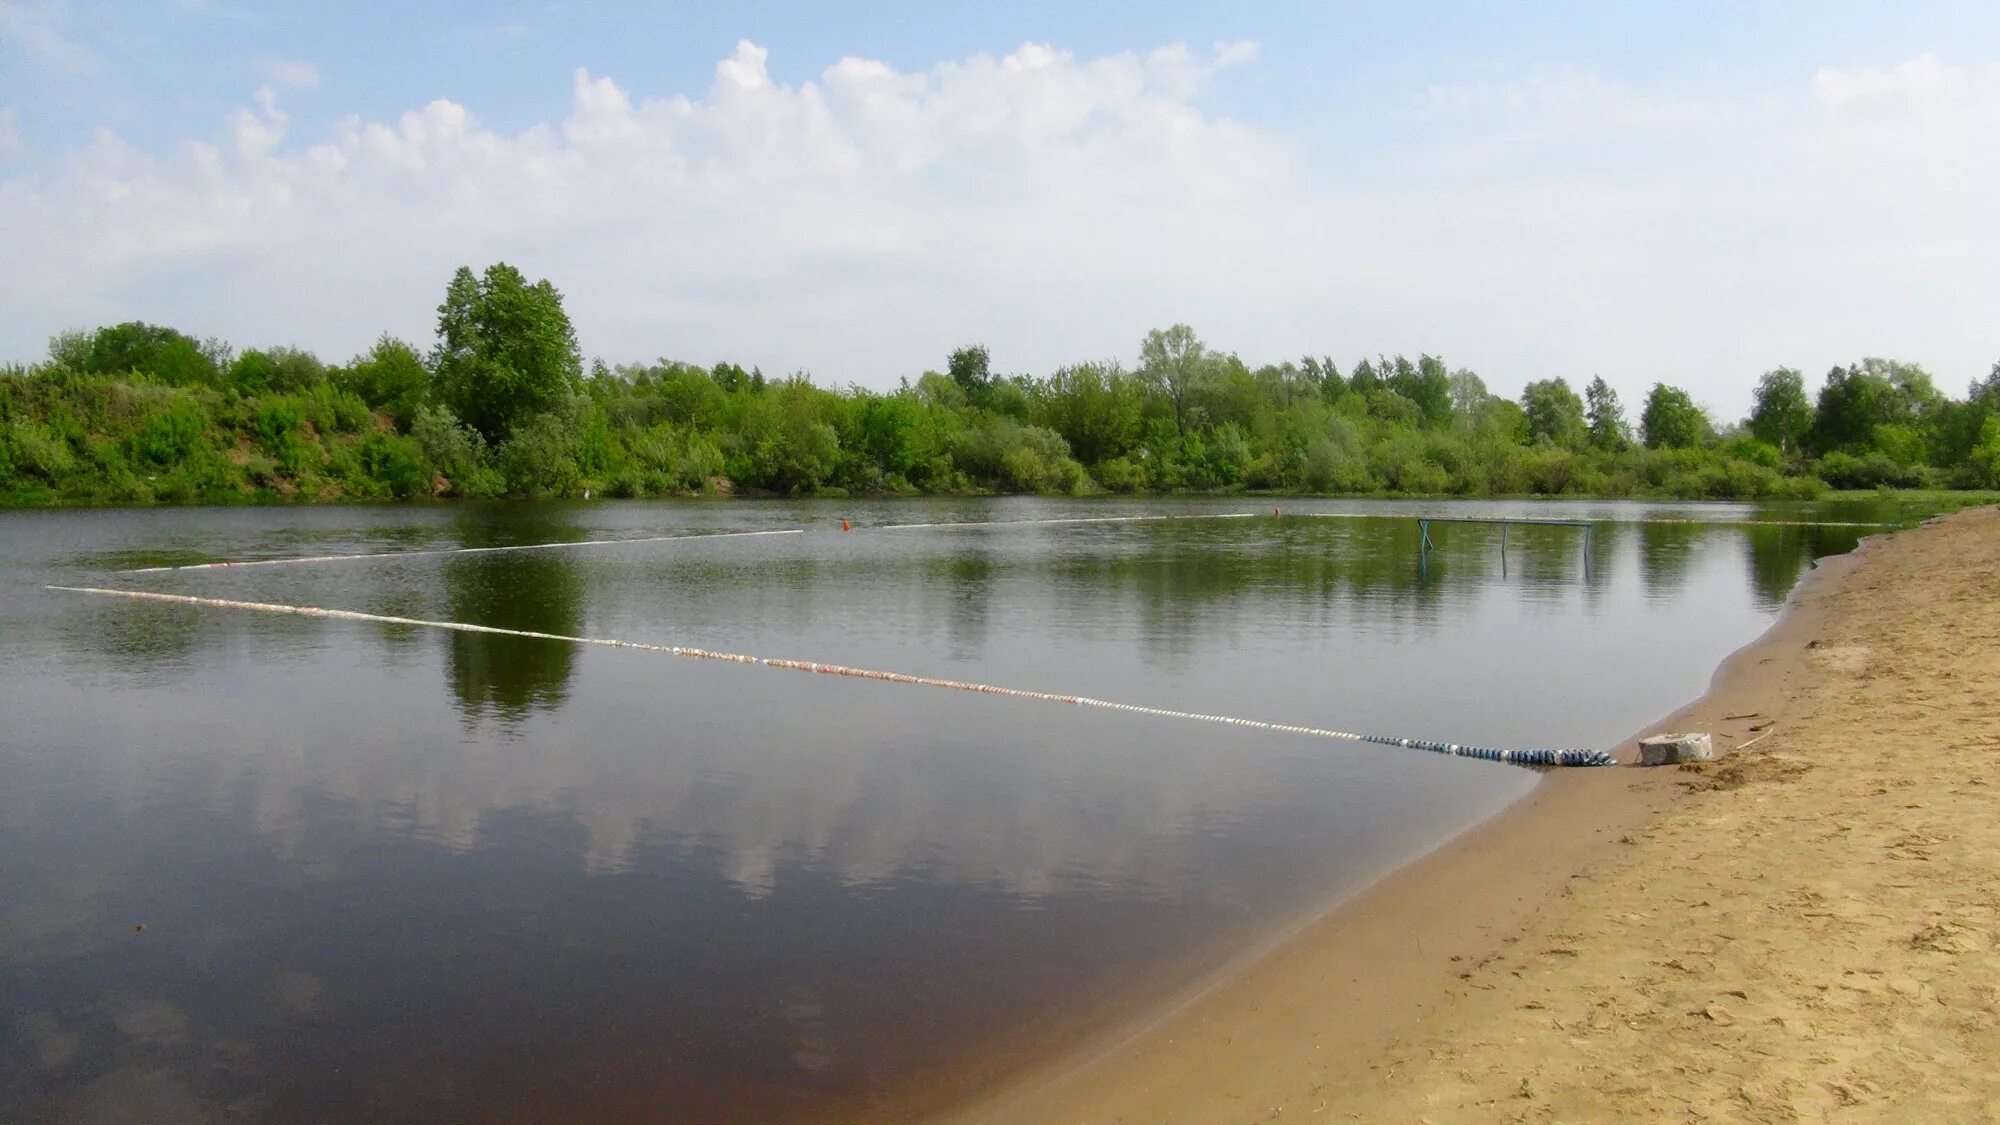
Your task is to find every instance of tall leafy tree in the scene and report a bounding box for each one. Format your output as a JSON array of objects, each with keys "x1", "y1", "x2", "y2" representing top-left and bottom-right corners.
[
  {"x1": 1520, "y1": 377, "x2": 1586, "y2": 449},
  {"x1": 1748, "y1": 367, "x2": 1812, "y2": 456},
  {"x1": 1641, "y1": 383, "x2": 1709, "y2": 449},
  {"x1": 1975, "y1": 362, "x2": 2000, "y2": 408},
  {"x1": 1348, "y1": 357, "x2": 1381, "y2": 396},
  {"x1": 1447, "y1": 368, "x2": 1488, "y2": 423},
  {"x1": 432, "y1": 263, "x2": 583, "y2": 444},
  {"x1": 1584, "y1": 376, "x2": 1628, "y2": 450},
  {"x1": 1807, "y1": 363, "x2": 1901, "y2": 455},
  {"x1": 1138, "y1": 324, "x2": 1211, "y2": 433},
  {"x1": 1391, "y1": 354, "x2": 1453, "y2": 426},
  {"x1": 948, "y1": 344, "x2": 992, "y2": 404}
]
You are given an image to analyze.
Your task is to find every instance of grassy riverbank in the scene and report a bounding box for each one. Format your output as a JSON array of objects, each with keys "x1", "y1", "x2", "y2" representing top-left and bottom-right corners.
[{"x1": 7, "y1": 266, "x2": 1998, "y2": 508}]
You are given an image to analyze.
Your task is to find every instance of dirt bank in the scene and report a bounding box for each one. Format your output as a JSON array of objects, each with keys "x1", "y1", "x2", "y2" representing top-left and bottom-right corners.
[{"x1": 946, "y1": 506, "x2": 1999, "y2": 1123}]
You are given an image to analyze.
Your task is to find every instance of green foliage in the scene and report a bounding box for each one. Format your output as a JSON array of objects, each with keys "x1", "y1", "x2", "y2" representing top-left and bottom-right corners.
[
  {"x1": 1749, "y1": 368, "x2": 1813, "y2": 456},
  {"x1": 130, "y1": 401, "x2": 210, "y2": 468},
  {"x1": 6, "y1": 278, "x2": 1996, "y2": 507},
  {"x1": 63, "y1": 322, "x2": 227, "y2": 386},
  {"x1": 1640, "y1": 383, "x2": 1709, "y2": 449},
  {"x1": 1584, "y1": 376, "x2": 1628, "y2": 451},
  {"x1": 1138, "y1": 324, "x2": 1211, "y2": 432},
  {"x1": 432, "y1": 263, "x2": 583, "y2": 444},
  {"x1": 412, "y1": 405, "x2": 500, "y2": 497},
  {"x1": 351, "y1": 432, "x2": 429, "y2": 498},
  {"x1": 1521, "y1": 378, "x2": 1586, "y2": 449},
  {"x1": 343, "y1": 335, "x2": 431, "y2": 428},
  {"x1": 230, "y1": 346, "x2": 326, "y2": 395},
  {"x1": 498, "y1": 406, "x2": 586, "y2": 497},
  {"x1": 1807, "y1": 359, "x2": 1936, "y2": 456},
  {"x1": 1967, "y1": 417, "x2": 2000, "y2": 488}
]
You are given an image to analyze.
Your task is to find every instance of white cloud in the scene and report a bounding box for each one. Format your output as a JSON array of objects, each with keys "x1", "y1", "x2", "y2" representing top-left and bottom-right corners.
[
  {"x1": 256, "y1": 56, "x2": 322, "y2": 89},
  {"x1": 0, "y1": 0, "x2": 102, "y2": 75},
  {"x1": 1813, "y1": 57, "x2": 2000, "y2": 197},
  {"x1": 1814, "y1": 54, "x2": 2000, "y2": 116},
  {"x1": 0, "y1": 44, "x2": 1995, "y2": 416},
  {"x1": 1213, "y1": 39, "x2": 1259, "y2": 68}
]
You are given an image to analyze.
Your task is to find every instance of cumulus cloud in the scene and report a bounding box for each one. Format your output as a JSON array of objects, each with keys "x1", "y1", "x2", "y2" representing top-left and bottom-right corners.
[
  {"x1": 256, "y1": 56, "x2": 322, "y2": 89},
  {"x1": 0, "y1": 42, "x2": 1995, "y2": 414},
  {"x1": 0, "y1": 38, "x2": 1312, "y2": 378}
]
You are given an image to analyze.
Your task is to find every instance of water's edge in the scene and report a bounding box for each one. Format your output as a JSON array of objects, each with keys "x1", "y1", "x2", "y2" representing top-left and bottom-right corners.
[{"x1": 933, "y1": 527, "x2": 1879, "y2": 1124}]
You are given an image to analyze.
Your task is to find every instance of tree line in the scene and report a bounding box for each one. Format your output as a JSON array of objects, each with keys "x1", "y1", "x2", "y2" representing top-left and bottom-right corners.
[{"x1": 3, "y1": 262, "x2": 1997, "y2": 505}]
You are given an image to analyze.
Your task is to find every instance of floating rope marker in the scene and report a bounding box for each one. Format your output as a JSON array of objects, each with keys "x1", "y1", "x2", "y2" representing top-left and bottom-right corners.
[
  {"x1": 118, "y1": 528, "x2": 806, "y2": 574},
  {"x1": 872, "y1": 513, "x2": 1264, "y2": 532},
  {"x1": 47, "y1": 585, "x2": 1614, "y2": 769}
]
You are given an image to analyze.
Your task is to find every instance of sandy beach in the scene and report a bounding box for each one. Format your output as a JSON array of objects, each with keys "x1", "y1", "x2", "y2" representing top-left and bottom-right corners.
[{"x1": 945, "y1": 505, "x2": 2000, "y2": 1123}]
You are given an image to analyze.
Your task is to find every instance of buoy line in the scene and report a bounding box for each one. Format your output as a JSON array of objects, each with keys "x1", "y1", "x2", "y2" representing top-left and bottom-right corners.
[
  {"x1": 118, "y1": 528, "x2": 805, "y2": 573},
  {"x1": 45, "y1": 584, "x2": 1615, "y2": 769},
  {"x1": 871, "y1": 513, "x2": 1263, "y2": 531},
  {"x1": 1280, "y1": 513, "x2": 1895, "y2": 530},
  {"x1": 866, "y1": 511, "x2": 1893, "y2": 533}
]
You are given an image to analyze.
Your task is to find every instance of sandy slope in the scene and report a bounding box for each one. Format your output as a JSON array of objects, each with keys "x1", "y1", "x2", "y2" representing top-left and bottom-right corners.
[
  {"x1": 949, "y1": 506, "x2": 2000, "y2": 1124},
  {"x1": 1360, "y1": 506, "x2": 2000, "y2": 1123}
]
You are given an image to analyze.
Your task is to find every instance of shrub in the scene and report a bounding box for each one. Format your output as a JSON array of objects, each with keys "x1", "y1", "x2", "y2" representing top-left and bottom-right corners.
[
  {"x1": 352, "y1": 432, "x2": 429, "y2": 498},
  {"x1": 412, "y1": 405, "x2": 500, "y2": 497},
  {"x1": 498, "y1": 410, "x2": 584, "y2": 497},
  {"x1": 6, "y1": 420, "x2": 76, "y2": 482},
  {"x1": 129, "y1": 401, "x2": 210, "y2": 468}
]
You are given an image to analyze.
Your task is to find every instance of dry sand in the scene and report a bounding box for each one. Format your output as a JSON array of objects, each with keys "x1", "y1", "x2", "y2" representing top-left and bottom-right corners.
[{"x1": 945, "y1": 505, "x2": 2000, "y2": 1123}]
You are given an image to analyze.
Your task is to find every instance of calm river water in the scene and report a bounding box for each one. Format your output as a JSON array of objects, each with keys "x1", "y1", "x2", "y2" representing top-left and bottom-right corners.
[{"x1": 0, "y1": 497, "x2": 1903, "y2": 1122}]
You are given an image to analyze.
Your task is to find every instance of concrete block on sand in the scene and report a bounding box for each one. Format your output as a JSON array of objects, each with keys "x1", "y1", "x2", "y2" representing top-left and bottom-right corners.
[{"x1": 1638, "y1": 732, "x2": 1713, "y2": 766}]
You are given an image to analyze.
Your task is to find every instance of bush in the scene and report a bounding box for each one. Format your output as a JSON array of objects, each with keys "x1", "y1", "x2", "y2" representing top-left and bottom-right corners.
[
  {"x1": 1814, "y1": 450, "x2": 1926, "y2": 490},
  {"x1": 498, "y1": 410, "x2": 584, "y2": 497},
  {"x1": 352, "y1": 432, "x2": 429, "y2": 498},
  {"x1": 6, "y1": 420, "x2": 76, "y2": 482},
  {"x1": 129, "y1": 401, "x2": 210, "y2": 468},
  {"x1": 1095, "y1": 456, "x2": 1146, "y2": 493},
  {"x1": 412, "y1": 405, "x2": 500, "y2": 497}
]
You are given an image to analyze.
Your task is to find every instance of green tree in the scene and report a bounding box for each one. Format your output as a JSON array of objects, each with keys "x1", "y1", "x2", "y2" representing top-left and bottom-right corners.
[
  {"x1": 431, "y1": 263, "x2": 583, "y2": 444},
  {"x1": 1348, "y1": 357, "x2": 1381, "y2": 396},
  {"x1": 1641, "y1": 383, "x2": 1709, "y2": 449},
  {"x1": 1520, "y1": 378, "x2": 1586, "y2": 449},
  {"x1": 1138, "y1": 324, "x2": 1211, "y2": 433},
  {"x1": 1748, "y1": 367, "x2": 1812, "y2": 456},
  {"x1": 229, "y1": 346, "x2": 325, "y2": 395},
  {"x1": 344, "y1": 332, "x2": 430, "y2": 428},
  {"x1": 1447, "y1": 368, "x2": 1488, "y2": 422},
  {"x1": 948, "y1": 344, "x2": 992, "y2": 405},
  {"x1": 1032, "y1": 361, "x2": 1145, "y2": 465},
  {"x1": 1808, "y1": 363, "x2": 1897, "y2": 455},
  {"x1": 63, "y1": 322, "x2": 227, "y2": 386},
  {"x1": 1584, "y1": 376, "x2": 1628, "y2": 450},
  {"x1": 1973, "y1": 362, "x2": 2000, "y2": 409},
  {"x1": 1390, "y1": 354, "x2": 1452, "y2": 426}
]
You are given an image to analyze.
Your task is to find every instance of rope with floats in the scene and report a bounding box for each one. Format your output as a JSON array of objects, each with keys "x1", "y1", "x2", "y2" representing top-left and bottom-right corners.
[
  {"x1": 46, "y1": 585, "x2": 1616, "y2": 769},
  {"x1": 117, "y1": 527, "x2": 804, "y2": 573}
]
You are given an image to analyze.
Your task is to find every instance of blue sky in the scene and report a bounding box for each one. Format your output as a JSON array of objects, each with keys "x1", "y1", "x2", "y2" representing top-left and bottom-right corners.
[{"x1": 4, "y1": 1, "x2": 1998, "y2": 415}]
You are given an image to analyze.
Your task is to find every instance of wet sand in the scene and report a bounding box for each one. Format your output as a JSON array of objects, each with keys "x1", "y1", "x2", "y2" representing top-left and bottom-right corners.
[{"x1": 942, "y1": 505, "x2": 1999, "y2": 1122}]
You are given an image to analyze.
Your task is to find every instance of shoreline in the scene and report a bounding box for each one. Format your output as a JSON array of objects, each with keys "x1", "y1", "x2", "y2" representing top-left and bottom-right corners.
[{"x1": 934, "y1": 516, "x2": 1877, "y2": 1123}]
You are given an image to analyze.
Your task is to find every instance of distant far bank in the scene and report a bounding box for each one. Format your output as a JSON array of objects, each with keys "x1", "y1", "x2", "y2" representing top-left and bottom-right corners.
[{"x1": 6, "y1": 264, "x2": 1998, "y2": 509}]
